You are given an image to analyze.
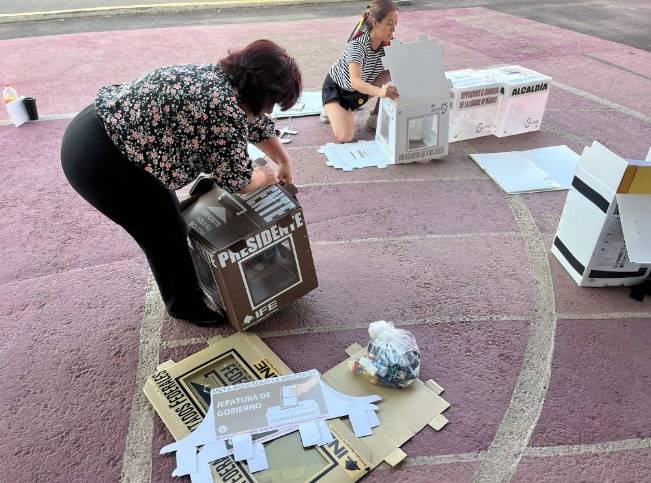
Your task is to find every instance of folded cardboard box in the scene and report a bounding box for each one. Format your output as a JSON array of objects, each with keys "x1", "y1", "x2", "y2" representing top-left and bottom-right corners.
[
  {"x1": 479, "y1": 65, "x2": 551, "y2": 138},
  {"x1": 144, "y1": 333, "x2": 450, "y2": 482},
  {"x1": 552, "y1": 141, "x2": 651, "y2": 287},
  {"x1": 323, "y1": 36, "x2": 451, "y2": 171},
  {"x1": 446, "y1": 69, "x2": 501, "y2": 142},
  {"x1": 180, "y1": 182, "x2": 318, "y2": 331}
]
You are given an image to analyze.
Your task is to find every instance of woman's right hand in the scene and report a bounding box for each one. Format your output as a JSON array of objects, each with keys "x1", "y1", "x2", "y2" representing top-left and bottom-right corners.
[{"x1": 378, "y1": 83, "x2": 400, "y2": 100}]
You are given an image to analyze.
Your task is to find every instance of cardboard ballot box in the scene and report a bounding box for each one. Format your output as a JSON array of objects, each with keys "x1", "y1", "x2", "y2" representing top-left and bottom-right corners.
[
  {"x1": 181, "y1": 182, "x2": 318, "y2": 331},
  {"x1": 376, "y1": 37, "x2": 451, "y2": 163},
  {"x1": 144, "y1": 333, "x2": 450, "y2": 483},
  {"x1": 323, "y1": 37, "x2": 452, "y2": 171},
  {"x1": 446, "y1": 69, "x2": 501, "y2": 142},
  {"x1": 479, "y1": 65, "x2": 551, "y2": 137},
  {"x1": 552, "y1": 141, "x2": 651, "y2": 287}
]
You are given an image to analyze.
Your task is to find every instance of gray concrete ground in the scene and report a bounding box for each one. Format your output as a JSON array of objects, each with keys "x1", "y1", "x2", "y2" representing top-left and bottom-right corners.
[{"x1": 2, "y1": 0, "x2": 650, "y2": 52}]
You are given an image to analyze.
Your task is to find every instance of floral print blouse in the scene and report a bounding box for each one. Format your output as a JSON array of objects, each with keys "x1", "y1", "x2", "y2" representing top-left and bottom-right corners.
[{"x1": 95, "y1": 63, "x2": 276, "y2": 191}]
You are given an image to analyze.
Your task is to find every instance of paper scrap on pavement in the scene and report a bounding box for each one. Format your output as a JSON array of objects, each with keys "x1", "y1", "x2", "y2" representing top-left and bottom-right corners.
[
  {"x1": 273, "y1": 91, "x2": 322, "y2": 118},
  {"x1": 470, "y1": 145, "x2": 579, "y2": 194},
  {"x1": 322, "y1": 141, "x2": 391, "y2": 171}
]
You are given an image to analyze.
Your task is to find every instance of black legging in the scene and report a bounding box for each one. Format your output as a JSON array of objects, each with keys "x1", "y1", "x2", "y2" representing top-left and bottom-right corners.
[{"x1": 61, "y1": 104, "x2": 216, "y2": 321}]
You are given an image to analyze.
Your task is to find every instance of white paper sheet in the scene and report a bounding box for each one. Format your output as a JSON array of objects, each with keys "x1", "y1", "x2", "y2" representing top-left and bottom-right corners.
[
  {"x1": 322, "y1": 141, "x2": 392, "y2": 171},
  {"x1": 6, "y1": 97, "x2": 29, "y2": 127},
  {"x1": 298, "y1": 421, "x2": 321, "y2": 447},
  {"x1": 273, "y1": 91, "x2": 322, "y2": 118},
  {"x1": 470, "y1": 145, "x2": 579, "y2": 194},
  {"x1": 615, "y1": 194, "x2": 651, "y2": 263},
  {"x1": 232, "y1": 433, "x2": 254, "y2": 461},
  {"x1": 246, "y1": 442, "x2": 269, "y2": 473},
  {"x1": 317, "y1": 420, "x2": 334, "y2": 445}
]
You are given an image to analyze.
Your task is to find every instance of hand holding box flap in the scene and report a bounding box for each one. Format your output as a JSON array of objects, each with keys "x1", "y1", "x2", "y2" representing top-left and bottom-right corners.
[{"x1": 615, "y1": 194, "x2": 651, "y2": 263}]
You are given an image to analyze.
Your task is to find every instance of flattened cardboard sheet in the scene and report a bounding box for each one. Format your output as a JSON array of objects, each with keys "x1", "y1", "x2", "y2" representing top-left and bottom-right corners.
[
  {"x1": 471, "y1": 145, "x2": 579, "y2": 194},
  {"x1": 145, "y1": 334, "x2": 451, "y2": 482},
  {"x1": 144, "y1": 334, "x2": 372, "y2": 483}
]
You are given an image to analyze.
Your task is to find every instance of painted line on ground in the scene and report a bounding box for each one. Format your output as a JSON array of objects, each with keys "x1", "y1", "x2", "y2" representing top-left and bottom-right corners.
[
  {"x1": 0, "y1": 257, "x2": 142, "y2": 290},
  {"x1": 582, "y1": 53, "x2": 651, "y2": 82},
  {"x1": 337, "y1": 437, "x2": 651, "y2": 472},
  {"x1": 311, "y1": 231, "x2": 521, "y2": 247},
  {"x1": 556, "y1": 311, "x2": 651, "y2": 320},
  {"x1": 162, "y1": 313, "x2": 530, "y2": 349},
  {"x1": 0, "y1": 0, "x2": 345, "y2": 22},
  {"x1": 525, "y1": 437, "x2": 651, "y2": 458},
  {"x1": 552, "y1": 81, "x2": 651, "y2": 124},
  {"x1": 295, "y1": 175, "x2": 490, "y2": 188},
  {"x1": 0, "y1": 112, "x2": 77, "y2": 126},
  {"x1": 120, "y1": 274, "x2": 166, "y2": 483},
  {"x1": 475, "y1": 195, "x2": 558, "y2": 482}
]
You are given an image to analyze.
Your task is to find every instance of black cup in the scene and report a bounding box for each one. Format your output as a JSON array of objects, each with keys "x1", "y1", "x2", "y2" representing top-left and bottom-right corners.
[{"x1": 23, "y1": 97, "x2": 38, "y2": 121}]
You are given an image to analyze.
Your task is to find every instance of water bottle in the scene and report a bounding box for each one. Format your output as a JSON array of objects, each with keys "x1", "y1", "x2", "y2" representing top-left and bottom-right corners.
[{"x1": 3, "y1": 83, "x2": 18, "y2": 104}]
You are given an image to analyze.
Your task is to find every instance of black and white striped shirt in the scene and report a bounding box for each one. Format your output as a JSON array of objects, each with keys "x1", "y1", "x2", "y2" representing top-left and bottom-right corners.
[{"x1": 328, "y1": 31, "x2": 386, "y2": 92}]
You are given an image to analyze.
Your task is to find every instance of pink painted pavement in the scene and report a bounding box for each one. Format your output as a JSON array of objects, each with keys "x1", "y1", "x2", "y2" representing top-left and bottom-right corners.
[{"x1": 1, "y1": 6, "x2": 650, "y2": 483}]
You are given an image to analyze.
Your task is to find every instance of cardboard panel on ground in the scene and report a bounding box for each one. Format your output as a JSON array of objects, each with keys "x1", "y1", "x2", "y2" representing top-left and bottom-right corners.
[
  {"x1": 144, "y1": 334, "x2": 450, "y2": 482},
  {"x1": 181, "y1": 183, "x2": 318, "y2": 331}
]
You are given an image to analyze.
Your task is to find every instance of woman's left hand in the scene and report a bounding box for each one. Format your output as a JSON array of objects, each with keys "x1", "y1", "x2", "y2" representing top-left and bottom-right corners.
[{"x1": 277, "y1": 161, "x2": 294, "y2": 185}]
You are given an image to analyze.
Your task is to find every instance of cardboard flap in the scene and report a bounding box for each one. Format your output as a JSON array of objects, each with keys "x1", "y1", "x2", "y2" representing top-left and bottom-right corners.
[
  {"x1": 345, "y1": 343, "x2": 364, "y2": 356},
  {"x1": 578, "y1": 142, "x2": 629, "y2": 194},
  {"x1": 207, "y1": 335, "x2": 225, "y2": 345},
  {"x1": 618, "y1": 165, "x2": 651, "y2": 195},
  {"x1": 382, "y1": 37, "x2": 449, "y2": 100},
  {"x1": 384, "y1": 448, "x2": 407, "y2": 467},
  {"x1": 429, "y1": 414, "x2": 449, "y2": 431},
  {"x1": 615, "y1": 194, "x2": 651, "y2": 263},
  {"x1": 481, "y1": 64, "x2": 550, "y2": 86},
  {"x1": 156, "y1": 360, "x2": 176, "y2": 372},
  {"x1": 424, "y1": 379, "x2": 444, "y2": 395}
]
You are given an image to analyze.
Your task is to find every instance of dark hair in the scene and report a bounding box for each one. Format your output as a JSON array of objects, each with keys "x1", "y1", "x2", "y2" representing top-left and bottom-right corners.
[
  {"x1": 220, "y1": 39, "x2": 302, "y2": 115},
  {"x1": 365, "y1": 0, "x2": 399, "y2": 30}
]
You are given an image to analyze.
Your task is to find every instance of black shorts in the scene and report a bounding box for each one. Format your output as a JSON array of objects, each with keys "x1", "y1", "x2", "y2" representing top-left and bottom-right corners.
[{"x1": 322, "y1": 74, "x2": 369, "y2": 111}]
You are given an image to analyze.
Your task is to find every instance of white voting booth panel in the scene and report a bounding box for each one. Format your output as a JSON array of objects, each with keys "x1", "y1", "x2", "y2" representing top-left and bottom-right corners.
[
  {"x1": 446, "y1": 69, "x2": 501, "y2": 142},
  {"x1": 480, "y1": 65, "x2": 551, "y2": 137},
  {"x1": 552, "y1": 141, "x2": 651, "y2": 287}
]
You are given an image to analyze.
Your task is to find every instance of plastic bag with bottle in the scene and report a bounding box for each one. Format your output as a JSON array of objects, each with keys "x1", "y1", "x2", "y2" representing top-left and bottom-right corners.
[{"x1": 349, "y1": 320, "x2": 421, "y2": 388}]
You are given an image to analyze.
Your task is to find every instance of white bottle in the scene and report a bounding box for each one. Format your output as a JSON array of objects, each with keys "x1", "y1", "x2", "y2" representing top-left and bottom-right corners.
[{"x1": 3, "y1": 83, "x2": 18, "y2": 104}]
